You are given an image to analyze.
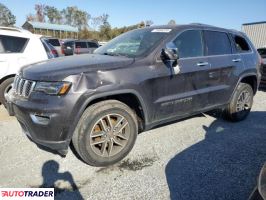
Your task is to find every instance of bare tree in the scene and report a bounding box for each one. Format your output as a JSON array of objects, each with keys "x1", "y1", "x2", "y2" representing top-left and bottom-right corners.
[{"x1": 35, "y1": 4, "x2": 46, "y2": 22}]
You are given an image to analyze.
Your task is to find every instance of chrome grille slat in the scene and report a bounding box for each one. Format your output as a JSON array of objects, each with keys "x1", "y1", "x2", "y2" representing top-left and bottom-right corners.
[{"x1": 13, "y1": 76, "x2": 35, "y2": 98}]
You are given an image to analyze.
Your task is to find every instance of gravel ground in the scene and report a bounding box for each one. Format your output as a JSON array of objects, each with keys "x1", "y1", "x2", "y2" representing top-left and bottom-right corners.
[{"x1": 0, "y1": 91, "x2": 266, "y2": 200}]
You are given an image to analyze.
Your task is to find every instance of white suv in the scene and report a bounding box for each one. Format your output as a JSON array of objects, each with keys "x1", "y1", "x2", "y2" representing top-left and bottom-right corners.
[{"x1": 0, "y1": 27, "x2": 49, "y2": 106}]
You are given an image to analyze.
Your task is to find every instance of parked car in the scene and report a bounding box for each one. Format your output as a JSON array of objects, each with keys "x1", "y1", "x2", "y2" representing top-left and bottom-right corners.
[
  {"x1": 0, "y1": 27, "x2": 53, "y2": 107},
  {"x1": 6, "y1": 24, "x2": 261, "y2": 166},
  {"x1": 44, "y1": 37, "x2": 64, "y2": 57},
  {"x1": 257, "y1": 47, "x2": 266, "y2": 87},
  {"x1": 61, "y1": 39, "x2": 99, "y2": 56},
  {"x1": 249, "y1": 162, "x2": 266, "y2": 200}
]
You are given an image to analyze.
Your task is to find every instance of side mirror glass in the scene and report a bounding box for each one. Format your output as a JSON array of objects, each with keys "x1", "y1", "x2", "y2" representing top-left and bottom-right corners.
[{"x1": 161, "y1": 42, "x2": 179, "y2": 62}]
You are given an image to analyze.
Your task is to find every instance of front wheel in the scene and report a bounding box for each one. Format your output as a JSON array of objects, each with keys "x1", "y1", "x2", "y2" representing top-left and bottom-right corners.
[
  {"x1": 224, "y1": 83, "x2": 254, "y2": 122},
  {"x1": 72, "y1": 100, "x2": 138, "y2": 166},
  {"x1": 0, "y1": 77, "x2": 14, "y2": 107}
]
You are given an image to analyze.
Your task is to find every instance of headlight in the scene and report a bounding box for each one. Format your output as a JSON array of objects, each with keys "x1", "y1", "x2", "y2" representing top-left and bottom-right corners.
[{"x1": 34, "y1": 81, "x2": 71, "y2": 95}]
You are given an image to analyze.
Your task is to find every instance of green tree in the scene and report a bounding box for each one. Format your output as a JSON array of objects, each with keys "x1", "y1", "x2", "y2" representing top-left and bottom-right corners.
[
  {"x1": 44, "y1": 6, "x2": 62, "y2": 24},
  {"x1": 168, "y1": 19, "x2": 176, "y2": 25},
  {"x1": 0, "y1": 3, "x2": 16, "y2": 26}
]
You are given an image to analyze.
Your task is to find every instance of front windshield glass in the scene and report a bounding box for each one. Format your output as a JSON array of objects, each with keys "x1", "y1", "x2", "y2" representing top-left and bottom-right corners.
[{"x1": 94, "y1": 28, "x2": 172, "y2": 58}]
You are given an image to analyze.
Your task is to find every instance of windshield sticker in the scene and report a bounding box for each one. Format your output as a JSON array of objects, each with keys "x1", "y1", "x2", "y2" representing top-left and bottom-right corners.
[{"x1": 151, "y1": 29, "x2": 172, "y2": 33}]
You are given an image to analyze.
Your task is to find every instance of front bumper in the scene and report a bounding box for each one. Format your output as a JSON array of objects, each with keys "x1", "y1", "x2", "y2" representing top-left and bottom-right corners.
[{"x1": 6, "y1": 90, "x2": 79, "y2": 155}]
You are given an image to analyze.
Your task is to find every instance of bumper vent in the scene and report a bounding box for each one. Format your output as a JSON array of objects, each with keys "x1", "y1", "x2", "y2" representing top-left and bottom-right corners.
[{"x1": 13, "y1": 76, "x2": 36, "y2": 98}]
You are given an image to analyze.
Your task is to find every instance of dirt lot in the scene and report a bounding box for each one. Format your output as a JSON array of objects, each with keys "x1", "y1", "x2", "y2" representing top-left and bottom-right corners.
[{"x1": 0, "y1": 91, "x2": 266, "y2": 200}]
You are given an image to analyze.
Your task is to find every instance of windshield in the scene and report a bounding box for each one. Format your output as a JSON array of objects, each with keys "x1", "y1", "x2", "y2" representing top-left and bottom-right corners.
[{"x1": 94, "y1": 28, "x2": 171, "y2": 58}]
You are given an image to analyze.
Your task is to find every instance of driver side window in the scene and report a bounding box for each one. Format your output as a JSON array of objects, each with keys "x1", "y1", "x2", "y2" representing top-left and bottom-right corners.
[{"x1": 173, "y1": 30, "x2": 203, "y2": 58}]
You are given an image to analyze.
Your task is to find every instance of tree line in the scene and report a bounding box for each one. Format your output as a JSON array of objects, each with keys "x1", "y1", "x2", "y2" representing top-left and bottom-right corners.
[{"x1": 0, "y1": 3, "x2": 177, "y2": 41}]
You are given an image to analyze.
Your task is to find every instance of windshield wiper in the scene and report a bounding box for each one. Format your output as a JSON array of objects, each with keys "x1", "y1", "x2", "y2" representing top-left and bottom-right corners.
[{"x1": 102, "y1": 52, "x2": 129, "y2": 57}]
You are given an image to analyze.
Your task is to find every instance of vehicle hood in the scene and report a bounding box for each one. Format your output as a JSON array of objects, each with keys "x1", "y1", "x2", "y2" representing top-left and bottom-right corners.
[{"x1": 21, "y1": 54, "x2": 135, "y2": 81}]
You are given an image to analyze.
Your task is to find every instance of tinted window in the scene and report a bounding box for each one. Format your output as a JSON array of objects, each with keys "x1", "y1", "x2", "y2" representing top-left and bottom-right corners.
[
  {"x1": 47, "y1": 39, "x2": 60, "y2": 46},
  {"x1": 0, "y1": 35, "x2": 28, "y2": 53},
  {"x1": 258, "y1": 48, "x2": 266, "y2": 58},
  {"x1": 87, "y1": 42, "x2": 98, "y2": 48},
  {"x1": 173, "y1": 30, "x2": 203, "y2": 58},
  {"x1": 205, "y1": 31, "x2": 231, "y2": 56},
  {"x1": 75, "y1": 42, "x2": 87, "y2": 48},
  {"x1": 64, "y1": 41, "x2": 74, "y2": 47},
  {"x1": 233, "y1": 35, "x2": 250, "y2": 52}
]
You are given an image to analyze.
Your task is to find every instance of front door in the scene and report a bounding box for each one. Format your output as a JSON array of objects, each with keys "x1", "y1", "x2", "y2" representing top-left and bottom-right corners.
[{"x1": 152, "y1": 29, "x2": 210, "y2": 121}]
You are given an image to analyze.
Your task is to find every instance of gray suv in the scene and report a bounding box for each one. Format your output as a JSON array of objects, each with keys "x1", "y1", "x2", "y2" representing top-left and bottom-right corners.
[
  {"x1": 6, "y1": 24, "x2": 261, "y2": 166},
  {"x1": 62, "y1": 39, "x2": 99, "y2": 56}
]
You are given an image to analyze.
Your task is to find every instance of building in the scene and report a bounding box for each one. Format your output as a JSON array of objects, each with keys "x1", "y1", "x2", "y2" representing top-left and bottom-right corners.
[
  {"x1": 242, "y1": 21, "x2": 266, "y2": 48},
  {"x1": 22, "y1": 21, "x2": 79, "y2": 39}
]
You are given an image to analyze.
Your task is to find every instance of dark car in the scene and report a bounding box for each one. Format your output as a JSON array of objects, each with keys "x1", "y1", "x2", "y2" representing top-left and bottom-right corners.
[
  {"x1": 257, "y1": 47, "x2": 266, "y2": 87},
  {"x1": 6, "y1": 24, "x2": 261, "y2": 166},
  {"x1": 62, "y1": 39, "x2": 99, "y2": 56}
]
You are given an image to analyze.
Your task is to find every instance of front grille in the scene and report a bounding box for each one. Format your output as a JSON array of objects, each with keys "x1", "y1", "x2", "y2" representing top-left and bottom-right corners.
[{"x1": 13, "y1": 76, "x2": 36, "y2": 98}]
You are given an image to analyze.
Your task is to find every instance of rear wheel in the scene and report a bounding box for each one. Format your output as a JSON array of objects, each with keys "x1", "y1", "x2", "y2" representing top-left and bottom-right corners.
[
  {"x1": 0, "y1": 77, "x2": 14, "y2": 107},
  {"x1": 224, "y1": 83, "x2": 253, "y2": 122},
  {"x1": 72, "y1": 100, "x2": 138, "y2": 166}
]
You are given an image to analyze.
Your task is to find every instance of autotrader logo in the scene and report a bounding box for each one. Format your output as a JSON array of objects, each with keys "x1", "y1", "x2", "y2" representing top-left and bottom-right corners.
[{"x1": 0, "y1": 188, "x2": 54, "y2": 199}]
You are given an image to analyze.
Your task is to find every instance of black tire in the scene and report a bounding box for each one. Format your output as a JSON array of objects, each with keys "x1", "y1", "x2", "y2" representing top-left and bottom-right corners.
[
  {"x1": 72, "y1": 100, "x2": 138, "y2": 166},
  {"x1": 0, "y1": 77, "x2": 14, "y2": 106},
  {"x1": 224, "y1": 83, "x2": 253, "y2": 122}
]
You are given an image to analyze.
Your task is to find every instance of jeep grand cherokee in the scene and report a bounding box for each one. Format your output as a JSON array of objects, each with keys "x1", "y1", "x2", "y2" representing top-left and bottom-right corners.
[{"x1": 6, "y1": 24, "x2": 261, "y2": 166}]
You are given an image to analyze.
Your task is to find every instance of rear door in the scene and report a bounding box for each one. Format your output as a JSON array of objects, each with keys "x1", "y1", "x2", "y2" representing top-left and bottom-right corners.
[{"x1": 203, "y1": 30, "x2": 240, "y2": 106}]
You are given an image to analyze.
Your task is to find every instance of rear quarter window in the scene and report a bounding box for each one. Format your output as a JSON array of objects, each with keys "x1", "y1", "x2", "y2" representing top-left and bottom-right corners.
[
  {"x1": 87, "y1": 42, "x2": 99, "y2": 48},
  {"x1": 231, "y1": 35, "x2": 251, "y2": 53},
  {"x1": 47, "y1": 39, "x2": 60, "y2": 47},
  {"x1": 204, "y1": 31, "x2": 232, "y2": 56},
  {"x1": 0, "y1": 35, "x2": 28, "y2": 53}
]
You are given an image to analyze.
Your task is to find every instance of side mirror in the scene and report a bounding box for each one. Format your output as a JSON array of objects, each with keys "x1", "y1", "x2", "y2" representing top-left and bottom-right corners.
[{"x1": 161, "y1": 48, "x2": 179, "y2": 61}]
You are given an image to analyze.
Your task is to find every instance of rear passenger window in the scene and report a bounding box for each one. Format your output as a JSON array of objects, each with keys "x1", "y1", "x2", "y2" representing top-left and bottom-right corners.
[
  {"x1": 173, "y1": 30, "x2": 203, "y2": 58},
  {"x1": 232, "y1": 35, "x2": 250, "y2": 52},
  {"x1": 75, "y1": 42, "x2": 87, "y2": 48},
  {"x1": 204, "y1": 31, "x2": 232, "y2": 56},
  {"x1": 0, "y1": 35, "x2": 28, "y2": 53},
  {"x1": 87, "y1": 42, "x2": 99, "y2": 48}
]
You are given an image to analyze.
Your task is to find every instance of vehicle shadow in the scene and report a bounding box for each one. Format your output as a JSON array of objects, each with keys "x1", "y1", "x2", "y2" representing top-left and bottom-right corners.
[
  {"x1": 165, "y1": 111, "x2": 266, "y2": 200},
  {"x1": 40, "y1": 160, "x2": 84, "y2": 200}
]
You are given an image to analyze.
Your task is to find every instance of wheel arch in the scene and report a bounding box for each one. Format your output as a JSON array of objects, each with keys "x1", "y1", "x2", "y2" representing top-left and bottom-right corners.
[
  {"x1": 69, "y1": 89, "x2": 148, "y2": 140},
  {"x1": 0, "y1": 74, "x2": 16, "y2": 85}
]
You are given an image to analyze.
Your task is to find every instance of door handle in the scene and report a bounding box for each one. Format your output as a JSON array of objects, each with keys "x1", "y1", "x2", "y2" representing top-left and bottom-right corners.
[
  {"x1": 232, "y1": 58, "x2": 241, "y2": 62},
  {"x1": 197, "y1": 62, "x2": 209, "y2": 67}
]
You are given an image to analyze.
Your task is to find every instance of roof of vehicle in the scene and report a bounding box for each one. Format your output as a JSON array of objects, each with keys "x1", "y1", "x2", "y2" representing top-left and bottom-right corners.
[
  {"x1": 23, "y1": 21, "x2": 79, "y2": 32},
  {"x1": 142, "y1": 24, "x2": 243, "y2": 35},
  {"x1": 0, "y1": 26, "x2": 34, "y2": 38}
]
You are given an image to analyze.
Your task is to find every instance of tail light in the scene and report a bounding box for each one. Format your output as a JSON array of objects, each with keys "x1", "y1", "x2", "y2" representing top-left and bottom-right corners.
[
  {"x1": 51, "y1": 49, "x2": 57, "y2": 55},
  {"x1": 61, "y1": 46, "x2": 65, "y2": 54}
]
